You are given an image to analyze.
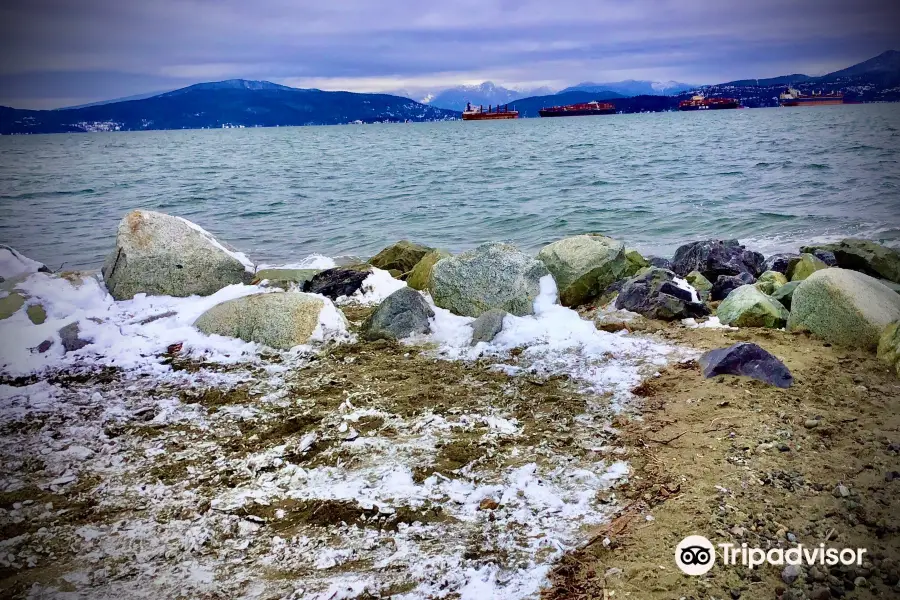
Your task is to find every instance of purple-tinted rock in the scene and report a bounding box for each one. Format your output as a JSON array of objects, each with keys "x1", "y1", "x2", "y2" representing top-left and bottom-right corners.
[
  {"x1": 615, "y1": 268, "x2": 709, "y2": 321},
  {"x1": 671, "y1": 239, "x2": 765, "y2": 280},
  {"x1": 303, "y1": 266, "x2": 371, "y2": 300},
  {"x1": 811, "y1": 249, "x2": 837, "y2": 266},
  {"x1": 711, "y1": 272, "x2": 756, "y2": 301},
  {"x1": 647, "y1": 256, "x2": 672, "y2": 270},
  {"x1": 59, "y1": 322, "x2": 90, "y2": 353},
  {"x1": 700, "y1": 342, "x2": 793, "y2": 388},
  {"x1": 36, "y1": 340, "x2": 53, "y2": 353},
  {"x1": 764, "y1": 253, "x2": 800, "y2": 274}
]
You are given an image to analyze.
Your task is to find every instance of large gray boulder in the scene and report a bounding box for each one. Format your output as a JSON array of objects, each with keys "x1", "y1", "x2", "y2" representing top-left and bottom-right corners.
[
  {"x1": 787, "y1": 268, "x2": 900, "y2": 349},
  {"x1": 429, "y1": 242, "x2": 549, "y2": 317},
  {"x1": 710, "y1": 272, "x2": 755, "y2": 301},
  {"x1": 615, "y1": 268, "x2": 709, "y2": 321},
  {"x1": 716, "y1": 285, "x2": 789, "y2": 328},
  {"x1": 194, "y1": 292, "x2": 327, "y2": 350},
  {"x1": 361, "y1": 287, "x2": 434, "y2": 341},
  {"x1": 671, "y1": 239, "x2": 765, "y2": 280},
  {"x1": 102, "y1": 210, "x2": 254, "y2": 300},
  {"x1": 536, "y1": 234, "x2": 627, "y2": 307},
  {"x1": 801, "y1": 239, "x2": 900, "y2": 284}
]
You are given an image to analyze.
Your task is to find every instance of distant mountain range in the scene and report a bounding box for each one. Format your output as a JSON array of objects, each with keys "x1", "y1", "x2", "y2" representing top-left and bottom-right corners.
[
  {"x1": 0, "y1": 79, "x2": 456, "y2": 134},
  {"x1": 418, "y1": 82, "x2": 554, "y2": 111},
  {"x1": 559, "y1": 80, "x2": 695, "y2": 96},
  {"x1": 2, "y1": 51, "x2": 898, "y2": 134}
]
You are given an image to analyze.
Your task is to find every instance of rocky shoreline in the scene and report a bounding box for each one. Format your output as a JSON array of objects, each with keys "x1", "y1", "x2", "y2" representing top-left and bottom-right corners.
[{"x1": 1, "y1": 210, "x2": 899, "y2": 599}]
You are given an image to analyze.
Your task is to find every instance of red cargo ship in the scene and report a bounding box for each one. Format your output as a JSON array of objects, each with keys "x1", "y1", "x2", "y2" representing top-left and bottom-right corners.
[
  {"x1": 462, "y1": 103, "x2": 518, "y2": 120},
  {"x1": 678, "y1": 94, "x2": 740, "y2": 111},
  {"x1": 538, "y1": 101, "x2": 616, "y2": 117}
]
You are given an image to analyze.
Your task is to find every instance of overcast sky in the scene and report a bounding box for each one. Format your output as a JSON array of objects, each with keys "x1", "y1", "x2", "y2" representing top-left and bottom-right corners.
[{"x1": 1, "y1": 0, "x2": 898, "y2": 109}]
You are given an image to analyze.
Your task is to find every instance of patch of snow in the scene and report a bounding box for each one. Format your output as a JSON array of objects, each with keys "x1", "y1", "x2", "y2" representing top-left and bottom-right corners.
[
  {"x1": 424, "y1": 276, "x2": 675, "y2": 397},
  {"x1": 0, "y1": 245, "x2": 46, "y2": 279},
  {"x1": 681, "y1": 316, "x2": 736, "y2": 330},
  {"x1": 672, "y1": 276, "x2": 701, "y2": 304},
  {"x1": 337, "y1": 268, "x2": 406, "y2": 306}
]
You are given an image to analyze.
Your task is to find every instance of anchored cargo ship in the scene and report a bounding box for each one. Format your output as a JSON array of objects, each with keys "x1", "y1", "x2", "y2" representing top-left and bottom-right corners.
[
  {"x1": 678, "y1": 94, "x2": 740, "y2": 111},
  {"x1": 779, "y1": 88, "x2": 844, "y2": 107},
  {"x1": 461, "y1": 103, "x2": 518, "y2": 120},
  {"x1": 538, "y1": 101, "x2": 616, "y2": 117}
]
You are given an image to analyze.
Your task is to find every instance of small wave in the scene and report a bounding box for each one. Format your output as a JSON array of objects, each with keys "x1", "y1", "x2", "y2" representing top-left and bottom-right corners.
[{"x1": 803, "y1": 163, "x2": 831, "y2": 170}]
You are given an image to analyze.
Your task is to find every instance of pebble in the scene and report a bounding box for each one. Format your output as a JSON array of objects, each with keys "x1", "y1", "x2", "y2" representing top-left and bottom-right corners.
[
  {"x1": 804, "y1": 419, "x2": 820, "y2": 428},
  {"x1": 809, "y1": 587, "x2": 831, "y2": 600},
  {"x1": 832, "y1": 484, "x2": 850, "y2": 498},
  {"x1": 787, "y1": 532, "x2": 797, "y2": 543},
  {"x1": 782, "y1": 564, "x2": 803, "y2": 585},
  {"x1": 853, "y1": 576, "x2": 867, "y2": 588}
]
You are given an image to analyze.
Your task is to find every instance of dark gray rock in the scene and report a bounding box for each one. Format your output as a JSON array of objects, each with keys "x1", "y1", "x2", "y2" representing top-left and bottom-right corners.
[
  {"x1": 647, "y1": 256, "x2": 672, "y2": 270},
  {"x1": 764, "y1": 253, "x2": 800, "y2": 274},
  {"x1": 771, "y1": 280, "x2": 801, "y2": 310},
  {"x1": 59, "y1": 322, "x2": 90, "y2": 353},
  {"x1": 710, "y1": 272, "x2": 756, "y2": 301},
  {"x1": 615, "y1": 268, "x2": 709, "y2": 321},
  {"x1": 36, "y1": 340, "x2": 53, "y2": 353},
  {"x1": 361, "y1": 287, "x2": 434, "y2": 341},
  {"x1": 812, "y1": 249, "x2": 837, "y2": 266},
  {"x1": 700, "y1": 342, "x2": 793, "y2": 388},
  {"x1": 671, "y1": 239, "x2": 765, "y2": 280},
  {"x1": 304, "y1": 265, "x2": 371, "y2": 300},
  {"x1": 470, "y1": 309, "x2": 506, "y2": 345}
]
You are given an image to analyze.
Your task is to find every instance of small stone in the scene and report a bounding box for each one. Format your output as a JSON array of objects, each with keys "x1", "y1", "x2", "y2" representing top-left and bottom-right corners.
[
  {"x1": 787, "y1": 532, "x2": 797, "y2": 543},
  {"x1": 35, "y1": 340, "x2": 53, "y2": 353},
  {"x1": 809, "y1": 587, "x2": 831, "y2": 600},
  {"x1": 832, "y1": 484, "x2": 850, "y2": 498},
  {"x1": 782, "y1": 564, "x2": 803, "y2": 585},
  {"x1": 809, "y1": 566, "x2": 825, "y2": 582},
  {"x1": 853, "y1": 577, "x2": 867, "y2": 588},
  {"x1": 804, "y1": 419, "x2": 820, "y2": 428},
  {"x1": 886, "y1": 471, "x2": 900, "y2": 482},
  {"x1": 58, "y1": 322, "x2": 90, "y2": 353},
  {"x1": 778, "y1": 444, "x2": 791, "y2": 452},
  {"x1": 729, "y1": 589, "x2": 741, "y2": 599},
  {"x1": 479, "y1": 498, "x2": 499, "y2": 511}
]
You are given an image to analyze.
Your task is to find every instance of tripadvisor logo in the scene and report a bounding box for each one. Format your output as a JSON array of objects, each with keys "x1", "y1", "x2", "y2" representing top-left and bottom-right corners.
[{"x1": 675, "y1": 535, "x2": 868, "y2": 575}]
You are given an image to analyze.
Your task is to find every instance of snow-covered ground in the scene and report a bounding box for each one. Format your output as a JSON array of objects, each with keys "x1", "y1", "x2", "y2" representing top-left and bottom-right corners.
[{"x1": 0, "y1": 259, "x2": 687, "y2": 599}]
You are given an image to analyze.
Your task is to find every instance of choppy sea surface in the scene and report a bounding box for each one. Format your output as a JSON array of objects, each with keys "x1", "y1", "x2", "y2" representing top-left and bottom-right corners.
[{"x1": 1, "y1": 104, "x2": 899, "y2": 270}]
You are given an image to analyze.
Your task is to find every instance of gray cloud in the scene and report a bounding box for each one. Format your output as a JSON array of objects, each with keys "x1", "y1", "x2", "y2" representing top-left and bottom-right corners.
[{"x1": 1, "y1": 0, "x2": 898, "y2": 108}]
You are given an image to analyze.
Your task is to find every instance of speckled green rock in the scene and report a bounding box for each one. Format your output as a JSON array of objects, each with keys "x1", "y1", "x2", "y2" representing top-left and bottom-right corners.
[
  {"x1": 536, "y1": 234, "x2": 627, "y2": 307},
  {"x1": 26, "y1": 304, "x2": 46, "y2": 325},
  {"x1": 624, "y1": 248, "x2": 650, "y2": 277},
  {"x1": 755, "y1": 270, "x2": 789, "y2": 295},
  {"x1": 802, "y1": 238, "x2": 900, "y2": 284},
  {"x1": 877, "y1": 321, "x2": 900, "y2": 377},
  {"x1": 430, "y1": 242, "x2": 549, "y2": 317},
  {"x1": 716, "y1": 285, "x2": 789, "y2": 328},
  {"x1": 368, "y1": 241, "x2": 432, "y2": 274},
  {"x1": 0, "y1": 293, "x2": 25, "y2": 321},
  {"x1": 685, "y1": 271, "x2": 713, "y2": 299},
  {"x1": 251, "y1": 269, "x2": 320, "y2": 287},
  {"x1": 786, "y1": 253, "x2": 828, "y2": 282},
  {"x1": 788, "y1": 268, "x2": 900, "y2": 349},
  {"x1": 194, "y1": 292, "x2": 325, "y2": 350},
  {"x1": 407, "y1": 249, "x2": 451, "y2": 291},
  {"x1": 102, "y1": 210, "x2": 254, "y2": 300}
]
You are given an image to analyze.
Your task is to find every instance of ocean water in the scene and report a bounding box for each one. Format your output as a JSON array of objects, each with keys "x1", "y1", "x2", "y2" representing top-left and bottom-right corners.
[{"x1": 1, "y1": 104, "x2": 899, "y2": 270}]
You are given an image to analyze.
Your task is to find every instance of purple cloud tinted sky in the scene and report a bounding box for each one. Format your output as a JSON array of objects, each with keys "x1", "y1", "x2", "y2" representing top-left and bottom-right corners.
[{"x1": 1, "y1": 0, "x2": 898, "y2": 108}]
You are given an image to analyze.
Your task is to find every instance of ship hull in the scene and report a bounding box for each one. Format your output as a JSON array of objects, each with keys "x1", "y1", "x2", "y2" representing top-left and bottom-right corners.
[
  {"x1": 539, "y1": 108, "x2": 615, "y2": 117},
  {"x1": 461, "y1": 112, "x2": 518, "y2": 120},
  {"x1": 678, "y1": 102, "x2": 740, "y2": 111},
  {"x1": 779, "y1": 98, "x2": 844, "y2": 107}
]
